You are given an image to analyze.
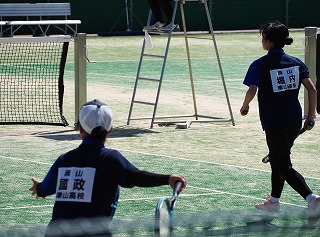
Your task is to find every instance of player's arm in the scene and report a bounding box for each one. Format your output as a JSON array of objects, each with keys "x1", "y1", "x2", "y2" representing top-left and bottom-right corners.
[
  {"x1": 302, "y1": 77, "x2": 317, "y2": 130},
  {"x1": 240, "y1": 85, "x2": 257, "y2": 116},
  {"x1": 29, "y1": 176, "x2": 54, "y2": 199},
  {"x1": 241, "y1": 59, "x2": 261, "y2": 116},
  {"x1": 29, "y1": 156, "x2": 62, "y2": 199},
  {"x1": 29, "y1": 177, "x2": 43, "y2": 200},
  {"x1": 109, "y1": 150, "x2": 187, "y2": 190},
  {"x1": 127, "y1": 170, "x2": 187, "y2": 191},
  {"x1": 128, "y1": 170, "x2": 169, "y2": 187}
]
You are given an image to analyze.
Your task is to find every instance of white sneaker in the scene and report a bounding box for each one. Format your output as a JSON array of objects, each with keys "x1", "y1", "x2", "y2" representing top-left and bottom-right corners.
[
  {"x1": 255, "y1": 194, "x2": 280, "y2": 212},
  {"x1": 308, "y1": 195, "x2": 320, "y2": 226},
  {"x1": 143, "y1": 21, "x2": 164, "y2": 31},
  {"x1": 159, "y1": 23, "x2": 180, "y2": 32}
]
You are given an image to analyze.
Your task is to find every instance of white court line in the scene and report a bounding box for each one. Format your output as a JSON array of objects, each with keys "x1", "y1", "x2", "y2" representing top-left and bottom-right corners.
[
  {"x1": 2, "y1": 148, "x2": 320, "y2": 181},
  {"x1": 2, "y1": 189, "x2": 306, "y2": 211},
  {"x1": 0, "y1": 150, "x2": 314, "y2": 211},
  {"x1": 120, "y1": 192, "x2": 221, "y2": 202},
  {"x1": 188, "y1": 185, "x2": 307, "y2": 209},
  {"x1": 1, "y1": 204, "x2": 53, "y2": 210},
  {"x1": 124, "y1": 186, "x2": 307, "y2": 210},
  {"x1": 117, "y1": 148, "x2": 320, "y2": 181},
  {"x1": 0, "y1": 193, "x2": 220, "y2": 211},
  {"x1": 0, "y1": 152, "x2": 267, "y2": 173},
  {"x1": 0, "y1": 155, "x2": 52, "y2": 165},
  {"x1": 118, "y1": 149, "x2": 271, "y2": 173}
]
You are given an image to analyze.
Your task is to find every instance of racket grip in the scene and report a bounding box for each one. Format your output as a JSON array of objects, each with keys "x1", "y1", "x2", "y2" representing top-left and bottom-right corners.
[
  {"x1": 307, "y1": 120, "x2": 315, "y2": 127},
  {"x1": 174, "y1": 181, "x2": 183, "y2": 195},
  {"x1": 300, "y1": 120, "x2": 315, "y2": 134}
]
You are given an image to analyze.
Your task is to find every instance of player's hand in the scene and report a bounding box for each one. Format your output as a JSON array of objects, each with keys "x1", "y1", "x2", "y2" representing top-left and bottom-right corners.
[
  {"x1": 240, "y1": 105, "x2": 249, "y2": 116},
  {"x1": 169, "y1": 175, "x2": 187, "y2": 192},
  {"x1": 29, "y1": 177, "x2": 44, "y2": 200}
]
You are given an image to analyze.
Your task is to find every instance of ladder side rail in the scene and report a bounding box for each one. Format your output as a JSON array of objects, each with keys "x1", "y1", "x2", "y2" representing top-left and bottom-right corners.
[
  {"x1": 149, "y1": 0, "x2": 179, "y2": 128},
  {"x1": 127, "y1": 9, "x2": 153, "y2": 125},
  {"x1": 180, "y1": 0, "x2": 199, "y2": 119},
  {"x1": 203, "y1": 0, "x2": 235, "y2": 126}
]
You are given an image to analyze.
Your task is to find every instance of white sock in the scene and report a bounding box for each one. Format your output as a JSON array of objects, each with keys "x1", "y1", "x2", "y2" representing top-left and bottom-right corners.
[{"x1": 270, "y1": 196, "x2": 279, "y2": 203}]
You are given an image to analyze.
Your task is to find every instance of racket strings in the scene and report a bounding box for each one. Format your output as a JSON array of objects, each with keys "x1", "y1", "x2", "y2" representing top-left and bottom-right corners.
[{"x1": 156, "y1": 199, "x2": 173, "y2": 237}]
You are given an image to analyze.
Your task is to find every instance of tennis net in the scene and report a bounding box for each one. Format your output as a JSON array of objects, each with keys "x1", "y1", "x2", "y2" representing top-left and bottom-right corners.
[
  {"x1": 0, "y1": 35, "x2": 70, "y2": 126},
  {"x1": 0, "y1": 209, "x2": 319, "y2": 237}
]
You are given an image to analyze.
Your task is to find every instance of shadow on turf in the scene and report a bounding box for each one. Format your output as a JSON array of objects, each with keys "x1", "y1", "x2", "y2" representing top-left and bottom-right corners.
[
  {"x1": 33, "y1": 129, "x2": 80, "y2": 141},
  {"x1": 110, "y1": 126, "x2": 158, "y2": 138},
  {"x1": 33, "y1": 126, "x2": 157, "y2": 141}
]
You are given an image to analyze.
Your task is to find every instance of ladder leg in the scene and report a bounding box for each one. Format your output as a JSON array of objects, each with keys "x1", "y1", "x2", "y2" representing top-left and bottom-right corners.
[
  {"x1": 127, "y1": 10, "x2": 152, "y2": 125},
  {"x1": 203, "y1": 0, "x2": 235, "y2": 126},
  {"x1": 180, "y1": 1, "x2": 199, "y2": 120},
  {"x1": 149, "y1": 0, "x2": 179, "y2": 128}
]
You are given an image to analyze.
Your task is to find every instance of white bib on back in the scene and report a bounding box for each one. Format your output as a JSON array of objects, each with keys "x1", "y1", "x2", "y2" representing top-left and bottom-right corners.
[
  {"x1": 55, "y1": 167, "x2": 96, "y2": 203},
  {"x1": 270, "y1": 66, "x2": 299, "y2": 93}
]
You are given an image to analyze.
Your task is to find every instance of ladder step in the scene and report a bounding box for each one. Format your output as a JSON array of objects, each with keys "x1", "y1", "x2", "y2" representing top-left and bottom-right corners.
[
  {"x1": 133, "y1": 100, "x2": 156, "y2": 106},
  {"x1": 137, "y1": 76, "x2": 161, "y2": 82},
  {"x1": 142, "y1": 53, "x2": 165, "y2": 58},
  {"x1": 186, "y1": 36, "x2": 213, "y2": 40}
]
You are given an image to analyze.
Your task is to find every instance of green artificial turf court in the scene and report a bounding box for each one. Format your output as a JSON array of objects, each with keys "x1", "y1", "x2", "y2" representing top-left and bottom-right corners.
[
  {"x1": 0, "y1": 30, "x2": 320, "y2": 236},
  {"x1": 1, "y1": 149, "x2": 320, "y2": 236}
]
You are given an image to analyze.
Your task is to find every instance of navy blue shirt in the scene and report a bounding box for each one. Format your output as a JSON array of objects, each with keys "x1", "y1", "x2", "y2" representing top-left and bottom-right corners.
[
  {"x1": 243, "y1": 49, "x2": 309, "y2": 130},
  {"x1": 37, "y1": 137, "x2": 138, "y2": 221}
]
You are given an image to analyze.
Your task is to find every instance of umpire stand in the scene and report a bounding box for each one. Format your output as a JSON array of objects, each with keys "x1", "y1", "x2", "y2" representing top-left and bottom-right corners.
[
  {"x1": 304, "y1": 27, "x2": 320, "y2": 116},
  {"x1": 127, "y1": 0, "x2": 235, "y2": 128}
]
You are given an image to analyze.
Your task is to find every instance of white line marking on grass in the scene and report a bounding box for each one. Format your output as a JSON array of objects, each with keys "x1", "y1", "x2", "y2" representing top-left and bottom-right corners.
[
  {"x1": 121, "y1": 187, "x2": 306, "y2": 209},
  {"x1": 188, "y1": 185, "x2": 307, "y2": 209},
  {"x1": 0, "y1": 205, "x2": 53, "y2": 210},
  {"x1": 0, "y1": 188, "x2": 305, "y2": 212},
  {"x1": 118, "y1": 148, "x2": 270, "y2": 173},
  {"x1": 120, "y1": 192, "x2": 220, "y2": 202},
  {"x1": 0, "y1": 155, "x2": 51, "y2": 165},
  {"x1": 0, "y1": 152, "x2": 316, "y2": 208},
  {"x1": 0, "y1": 193, "x2": 220, "y2": 211},
  {"x1": 118, "y1": 148, "x2": 320, "y2": 181},
  {"x1": 2, "y1": 150, "x2": 320, "y2": 182}
]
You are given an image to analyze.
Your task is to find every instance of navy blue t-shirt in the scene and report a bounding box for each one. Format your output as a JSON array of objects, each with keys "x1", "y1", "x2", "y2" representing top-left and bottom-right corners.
[
  {"x1": 38, "y1": 137, "x2": 138, "y2": 221},
  {"x1": 243, "y1": 49, "x2": 309, "y2": 130}
]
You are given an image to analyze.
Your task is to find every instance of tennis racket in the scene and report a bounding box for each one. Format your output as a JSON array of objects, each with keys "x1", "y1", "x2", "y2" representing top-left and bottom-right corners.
[
  {"x1": 261, "y1": 122, "x2": 313, "y2": 163},
  {"x1": 154, "y1": 181, "x2": 183, "y2": 237}
]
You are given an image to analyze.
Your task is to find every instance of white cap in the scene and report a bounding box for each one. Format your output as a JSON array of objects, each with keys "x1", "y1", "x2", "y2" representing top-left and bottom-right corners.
[{"x1": 79, "y1": 99, "x2": 113, "y2": 134}]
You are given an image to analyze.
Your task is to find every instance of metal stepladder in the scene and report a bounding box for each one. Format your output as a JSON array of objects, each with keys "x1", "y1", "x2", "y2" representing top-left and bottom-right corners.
[{"x1": 127, "y1": 0, "x2": 235, "y2": 128}]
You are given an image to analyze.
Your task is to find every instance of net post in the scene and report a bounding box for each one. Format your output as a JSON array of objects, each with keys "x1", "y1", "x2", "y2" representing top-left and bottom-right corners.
[
  {"x1": 74, "y1": 33, "x2": 87, "y2": 127},
  {"x1": 304, "y1": 27, "x2": 317, "y2": 117}
]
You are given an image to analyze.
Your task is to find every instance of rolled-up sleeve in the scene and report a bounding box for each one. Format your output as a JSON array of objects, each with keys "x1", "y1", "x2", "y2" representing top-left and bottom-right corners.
[{"x1": 243, "y1": 60, "x2": 261, "y2": 87}]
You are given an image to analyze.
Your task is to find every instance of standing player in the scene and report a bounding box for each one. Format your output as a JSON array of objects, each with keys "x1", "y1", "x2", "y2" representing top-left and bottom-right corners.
[
  {"x1": 240, "y1": 21, "x2": 320, "y2": 226},
  {"x1": 143, "y1": 0, "x2": 180, "y2": 32},
  {"x1": 29, "y1": 99, "x2": 187, "y2": 235}
]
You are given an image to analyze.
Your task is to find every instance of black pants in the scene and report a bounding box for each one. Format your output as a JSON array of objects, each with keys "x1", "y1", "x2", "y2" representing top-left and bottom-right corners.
[
  {"x1": 147, "y1": 0, "x2": 173, "y2": 23},
  {"x1": 265, "y1": 128, "x2": 312, "y2": 200}
]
